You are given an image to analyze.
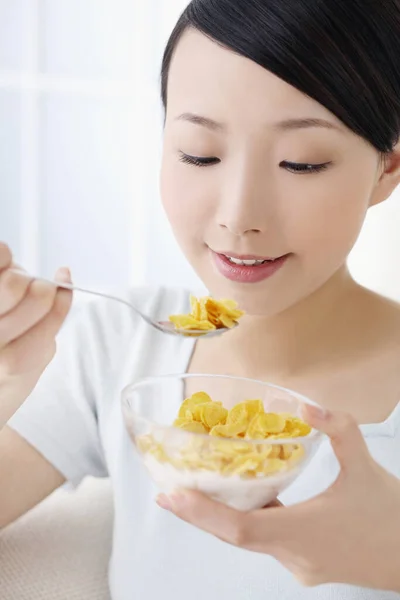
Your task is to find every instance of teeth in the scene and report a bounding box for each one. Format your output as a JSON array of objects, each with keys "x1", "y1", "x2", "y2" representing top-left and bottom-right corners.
[{"x1": 225, "y1": 255, "x2": 270, "y2": 266}]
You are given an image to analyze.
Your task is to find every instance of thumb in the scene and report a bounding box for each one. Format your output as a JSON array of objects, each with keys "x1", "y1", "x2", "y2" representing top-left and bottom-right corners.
[
  {"x1": 54, "y1": 266, "x2": 72, "y2": 284},
  {"x1": 301, "y1": 403, "x2": 371, "y2": 473}
]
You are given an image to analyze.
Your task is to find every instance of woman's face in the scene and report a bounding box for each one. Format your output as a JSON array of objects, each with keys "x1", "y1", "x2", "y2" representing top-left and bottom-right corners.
[{"x1": 160, "y1": 29, "x2": 383, "y2": 316}]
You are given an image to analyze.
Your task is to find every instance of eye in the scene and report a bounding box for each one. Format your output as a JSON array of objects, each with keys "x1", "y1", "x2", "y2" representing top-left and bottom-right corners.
[
  {"x1": 280, "y1": 161, "x2": 331, "y2": 174},
  {"x1": 179, "y1": 152, "x2": 220, "y2": 167}
]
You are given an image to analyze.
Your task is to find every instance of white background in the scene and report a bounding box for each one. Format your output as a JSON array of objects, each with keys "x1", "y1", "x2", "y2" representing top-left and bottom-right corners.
[{"x1": 0, "y1": 0, "x2": 399, "y2": 299}]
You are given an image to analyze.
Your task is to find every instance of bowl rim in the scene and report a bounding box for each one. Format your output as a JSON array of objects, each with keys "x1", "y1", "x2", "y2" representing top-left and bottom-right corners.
[{"x1": 121, "y1": 372, "x2": 325, "y2": 446}]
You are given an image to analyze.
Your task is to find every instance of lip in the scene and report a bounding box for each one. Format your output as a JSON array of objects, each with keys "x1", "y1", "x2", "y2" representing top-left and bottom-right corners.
[
  {"x1": 210, "y1": 250, "x2": 290, "y2": 284},
  {"x1": 215, "y1": 250, "x2": 277, "y2": 261}
]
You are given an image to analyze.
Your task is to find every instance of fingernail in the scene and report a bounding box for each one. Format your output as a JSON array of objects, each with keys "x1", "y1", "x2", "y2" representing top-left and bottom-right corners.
[
  {"x1": 156, "y1": 494, "x2": 172, "y2": 511},
  {"x1": 55, "y1": 267, "x2": 71, "y2": 281},
  {"x1": 156, "y1": 492, "x2": 186, "y2": 512},
  {"x1": 302, "y1": 403, "x2": 329, "y2": 421}
]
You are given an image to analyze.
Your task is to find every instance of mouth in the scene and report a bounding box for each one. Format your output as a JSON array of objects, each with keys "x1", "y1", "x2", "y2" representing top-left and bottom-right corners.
[
  {"x1": 218, "y1": 252, "x2": 280, "y2": 267},
  {"x1": 210, "y1": 249, "x2": 290, "y2": 284}
]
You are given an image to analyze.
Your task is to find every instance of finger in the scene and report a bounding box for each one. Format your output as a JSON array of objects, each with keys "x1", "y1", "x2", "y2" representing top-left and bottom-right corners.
[
  {"x1": 0, "y1": 279, "x2": 57, "y2": 345},
  {"x1": 27, "y1": 267, "x2": 73, "y2": 340},
  {"x1": 156, "y1": 489, "x2": 323, "y2": 557},
  {"x1": 156, "y1": 490, "x2": 272, "y2": 549},
  {"x1": 45, "y1": 267, "x2": 73, "y2": 334},
  {"x1": 54, "y1": 266, "x2": 71, "y2": 284},
  {"x1": 156, "y1": 490, "x2": 246, "y2": 545},
  {"x1": 0, "y1": 268, "x2": 33, "y2": 316},
  {"x1": 6, "y1": 287, "x2": 72, "y2": 358},
  {"x1": 301, "y1": 403, "x2": 371, "y2": 473},
  {"x1": 0, "y1": 242, "x2": 12, "y2": 270},
  {"x1": 3, "y1": 269, "x2": 73, "y2": 373},
  {"x1": 0, "y1": 267, "x2": 72, "y2": 347}
]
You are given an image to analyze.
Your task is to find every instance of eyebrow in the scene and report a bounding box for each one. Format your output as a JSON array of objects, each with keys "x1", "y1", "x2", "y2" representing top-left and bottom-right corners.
[
  {"x1": 175, "y1": 113, "x2": 342, "y2": 133},
  {"x1": 274, "y1": 118, "x2": 342, "y2": 132},
  {"x1": 176, "y1": 113, "x2": 225, "y2": 131}
]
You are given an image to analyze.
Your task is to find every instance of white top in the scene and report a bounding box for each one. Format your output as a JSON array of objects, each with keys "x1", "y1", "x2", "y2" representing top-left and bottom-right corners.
[{"x1": 8, "y1": 287, "x2": 400, "y2": 600}]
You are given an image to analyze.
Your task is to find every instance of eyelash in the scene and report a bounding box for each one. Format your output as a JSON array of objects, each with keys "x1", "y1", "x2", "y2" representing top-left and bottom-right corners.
[
  {"x1": 179, "y1": 153, "x2": 220, "y2": 167},
  {"x1": 179, "y1": 153, "x2": 331, "y2": 174},
  {"x1": 280, "y1": 161, "x2": 331, "y2": 174}
]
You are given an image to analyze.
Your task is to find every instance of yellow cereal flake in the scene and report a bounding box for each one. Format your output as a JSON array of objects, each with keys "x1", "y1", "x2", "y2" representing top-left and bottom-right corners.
[
  {"x1": 190, "y1": 294, "x2": 202, "y2": 320},
  {"x1": 246, "y1": 413, "x2": 286, "y2": 439},
  {"x1": 245, "y1": 399, "x2": 265, "y2": 418},
  {"x1": 137, "y1": 394, "x2": 312, "y2": 479},
  {"x1": 178, "y1": 393, "x2": 211, "y2": 419},
  {"x1": 169, "y1": 314, "x2": 216, "y2": 331},
  {"x1": 169, "y1": 295, "x2": 244, "y2": 332},
  {"x1": 191, "y1": 391, "x2": 213, "y2": 404},
  {"x1": 223, "y1": 453, "x2": 262, "y2": 476},
  {"x1": 136, "y1": 434, "x2": 154, "y2": 454},
  {"x1": 173, "y1": 417, "x2": 191, "y2": 428},
  {"x1": 209, "y1": 422, "x2": 245, "y2": 437},
  {"x1": 152, "y1": 445, "x2": 168, "y2": 463},
  {"x1": 199, "y1": 403, "x2": 229, "y2": 429},
  {"x1": 290, "y1": 444, "x2": 305, "y2": 461},
  {"x1": 268, "y1": 445, "x2": 283, "y2": 459},
  {"x1": 284, "y1": 417, "x2": 312, "y2": 437},
  {"x1": 228, "y1": 400, "x2": 264, "y2": 429},
  {"x1": 175, "y1": 420, "x2": 208, "y2": 435},
  {"x1": 227, "y1": 400, "x2": 258, "y2": 424},
  {"x1": 210, "y1": 439, "x2": 252, "y2": 457},
  {"x1": 261, "y1": 458, "x2": 288, "y2": 475}
]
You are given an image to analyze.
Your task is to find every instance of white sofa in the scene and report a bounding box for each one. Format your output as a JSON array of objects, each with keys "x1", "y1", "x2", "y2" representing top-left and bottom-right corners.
[{"x1": 0, "y1": 478, "x2": 113, "y2": 600}]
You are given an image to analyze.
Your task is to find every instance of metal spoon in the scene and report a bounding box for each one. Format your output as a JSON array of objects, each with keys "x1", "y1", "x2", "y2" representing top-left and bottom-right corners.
[{"x1": 13, "y1": 272, "x2": 236, "y2": 338}]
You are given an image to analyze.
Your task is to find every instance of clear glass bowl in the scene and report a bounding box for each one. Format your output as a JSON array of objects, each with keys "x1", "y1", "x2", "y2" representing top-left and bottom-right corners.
[{"x1": 122, "y1": 374, "x2": 324, "y2": 511}]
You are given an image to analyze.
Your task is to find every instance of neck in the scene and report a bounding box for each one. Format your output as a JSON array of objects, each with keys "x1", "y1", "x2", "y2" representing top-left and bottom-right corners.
[{"x1": 219, "y1": 265, "x2": 361, "y2": 378}]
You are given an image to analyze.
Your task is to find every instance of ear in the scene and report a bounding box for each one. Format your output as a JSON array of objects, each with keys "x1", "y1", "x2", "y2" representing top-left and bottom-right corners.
[{"x1": 369, "y1": 141, "x2": 400, "y2": 207}]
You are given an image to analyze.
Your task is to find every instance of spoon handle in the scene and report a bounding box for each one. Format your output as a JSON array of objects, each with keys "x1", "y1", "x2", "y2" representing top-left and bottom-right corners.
[{"x1": 8, "y1": 270, "x2": 155, "y2": 327}]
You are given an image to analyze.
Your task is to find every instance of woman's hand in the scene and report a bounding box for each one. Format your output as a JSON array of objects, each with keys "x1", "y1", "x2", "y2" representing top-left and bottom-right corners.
[
  {"x1": 0, "y1": 242, "x2": 73, "y2": 428},
  {"x1": 156, "y1": 404, "x2": 400, "y2": 592}
]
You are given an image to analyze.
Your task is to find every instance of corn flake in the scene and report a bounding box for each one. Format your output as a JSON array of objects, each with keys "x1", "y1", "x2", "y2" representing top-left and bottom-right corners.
[
  {"x1": 138, "y1": 393, "x2": 312, "y2": 479},
  {"x1": 199, "y1": 403, "x2": 228, "y2": 429},
  {"x1": 169, "y1": 295, "x2": 244, "y2": 332},
  {"x1": 176, "y1": 421, "x2": 208, "y2": 435}
]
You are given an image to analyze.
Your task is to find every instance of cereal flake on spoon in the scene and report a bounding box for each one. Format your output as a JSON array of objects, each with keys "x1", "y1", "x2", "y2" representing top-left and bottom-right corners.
[{"x1": 169, "y1": 295, "x2": 244, "y2": 332}]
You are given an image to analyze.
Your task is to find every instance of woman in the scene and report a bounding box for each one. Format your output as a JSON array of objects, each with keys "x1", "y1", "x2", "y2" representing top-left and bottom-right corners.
[{"x1": 1, "y1": 0, "x2": 400, "y2": 598}]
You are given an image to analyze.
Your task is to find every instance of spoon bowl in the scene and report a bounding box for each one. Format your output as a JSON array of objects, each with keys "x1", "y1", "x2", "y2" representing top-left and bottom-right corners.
[{"x1": 157, "y1": 320, "x2": 238, "y2": 338}]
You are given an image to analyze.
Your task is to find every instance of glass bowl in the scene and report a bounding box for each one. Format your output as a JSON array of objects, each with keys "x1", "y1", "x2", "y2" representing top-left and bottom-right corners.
[{"x1": 122, "y1": 374, "x2": 324, "y2": 511}]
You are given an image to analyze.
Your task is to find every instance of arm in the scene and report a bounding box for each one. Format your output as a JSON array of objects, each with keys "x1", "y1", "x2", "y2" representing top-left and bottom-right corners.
[
  {"x1": 0, "y1": 427, "x2": 65, "y2": 528},
  {"x1": 0, "y1": 242, "x2": 72, "y2": 529}
]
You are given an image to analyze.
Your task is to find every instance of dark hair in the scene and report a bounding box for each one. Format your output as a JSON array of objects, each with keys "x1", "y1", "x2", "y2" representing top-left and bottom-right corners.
[{"x1": 161, "y1": 0, "x2": 400, "y2": 153}]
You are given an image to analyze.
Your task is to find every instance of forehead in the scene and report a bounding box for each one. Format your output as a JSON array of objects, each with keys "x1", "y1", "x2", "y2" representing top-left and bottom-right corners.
[{"x1": 166, "y1": 29, "x2": 338, "y2": 126}]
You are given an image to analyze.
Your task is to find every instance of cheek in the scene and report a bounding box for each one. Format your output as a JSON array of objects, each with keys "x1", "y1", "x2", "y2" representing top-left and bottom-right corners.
[
  {"x1": 160, "y1": 155, "x2": 213, "y2": 244},
  {"x1": 286, "y1": 171, "x2": 373, "y2": 262}
]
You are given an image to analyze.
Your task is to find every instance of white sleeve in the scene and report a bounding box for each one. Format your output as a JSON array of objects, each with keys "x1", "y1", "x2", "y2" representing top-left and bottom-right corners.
[{"x1": 7, "y1": 301, "x2": 109, "y2": 487}]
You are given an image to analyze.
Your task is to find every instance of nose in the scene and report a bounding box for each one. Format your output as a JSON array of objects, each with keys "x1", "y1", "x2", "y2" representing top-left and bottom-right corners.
[{"x1": 216, "y1": 161, "x2": 272, "y2": 236}]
